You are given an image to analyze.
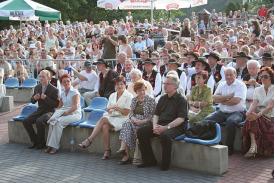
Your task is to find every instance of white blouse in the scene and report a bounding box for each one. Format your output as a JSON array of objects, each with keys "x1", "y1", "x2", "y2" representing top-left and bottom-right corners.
[{"x1": 253, "y1": 85, "x2": 274, "y2": 118}]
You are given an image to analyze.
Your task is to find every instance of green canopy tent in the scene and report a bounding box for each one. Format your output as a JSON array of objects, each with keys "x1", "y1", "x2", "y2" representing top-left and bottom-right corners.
[{"x1": 0, "y1": 0, "x2": 61, "y2": 21}]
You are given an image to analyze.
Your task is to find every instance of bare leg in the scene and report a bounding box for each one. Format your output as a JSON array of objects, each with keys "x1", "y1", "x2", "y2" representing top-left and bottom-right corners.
[
  {"x1": 121, "y1": 145, "x2": 129, "y2": 161},
  {"x1": 88, "y1": 117, "x2": 109, "y2": 141},
  {"x1": 79, "y1": 117, "x2": 109, "y2": 148},
  {"x1": 244, "y1": 132, "x2": 257, "y2": 158},
  {"x1": 102, "y1": 123, "x2": 110, "y2": 151},
  {"x1": 119, "y1": 141, "x2": 127, "y2": 151},
  {"x1": 249, "y1": 132, "x2": 256, "y2": 146}
]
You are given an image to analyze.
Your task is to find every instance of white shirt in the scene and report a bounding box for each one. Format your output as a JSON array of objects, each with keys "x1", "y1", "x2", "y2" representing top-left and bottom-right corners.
[
  {"x1": 154, "y1": 72, "x2": 162, "y2": 96},
  {"x1": 143, "y1": 38, "x2": 154, "y2": 48},
  {"x1": 74, "y1": 70, "x2": 98, "y2": 91},
  {"x1": 253, "y1": 85, "x2": 274, "y2": 117},
  {"x1": 214, "y1": 80, "x2": 247, "y2": 113},
  {"x1": 134, "y1": 41, "x2": 146, "y2": 52}
]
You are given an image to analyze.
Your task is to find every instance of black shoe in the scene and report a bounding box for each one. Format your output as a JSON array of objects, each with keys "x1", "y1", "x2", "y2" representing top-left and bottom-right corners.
[
  {"x1": 160, "y1": 166, "x2": 169, "y2": 171},
  {"x1": 137, "y1": 162, "x2": 157, "y2": 168},
  {"x1": 118, "y1": 158, "x2": 131, "y2": 165},
  {"x1": 28, "y1": 144, "x2": 37, "y2": 149},
  {"x1": 36, "y1": 144, "x2": 46, "y2": 150},
  {"x1": 228, "y1": 149, "x2": 234, "y2": 156}
]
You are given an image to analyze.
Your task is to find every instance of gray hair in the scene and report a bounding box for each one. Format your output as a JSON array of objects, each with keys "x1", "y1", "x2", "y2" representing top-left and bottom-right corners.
[
  {"x1": 247, "y1": 60, "x2": 261, "y2": 68},
  {"x1": 224, "y1": 67, "x2": 237, "y2": 75},
  {"x1": 129, "y1": 68, "x2": 142, "y2": 78},
  {"x1": 166, "y1": 71, "x2": 180, "y2": 88}
]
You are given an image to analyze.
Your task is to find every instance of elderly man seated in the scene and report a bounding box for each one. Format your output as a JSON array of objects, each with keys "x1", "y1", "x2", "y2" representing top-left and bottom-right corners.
[
  {"x1": 137, "y1": 71, "x2": 188, "y2": 171},
  {"x1": 203, "y1": 67, "x2": 247, "y2": 155}
]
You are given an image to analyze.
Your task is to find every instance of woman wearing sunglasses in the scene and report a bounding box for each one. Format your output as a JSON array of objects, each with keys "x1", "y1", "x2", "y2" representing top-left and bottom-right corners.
[{"x1": 243, "y1": 67, "x2": 274, "y2": 158}]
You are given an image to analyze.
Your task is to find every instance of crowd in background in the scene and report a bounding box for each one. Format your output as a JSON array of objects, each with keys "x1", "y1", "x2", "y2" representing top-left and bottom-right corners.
[{"x1": 1, "y1": 5, "x2": 274, "y2": 171}]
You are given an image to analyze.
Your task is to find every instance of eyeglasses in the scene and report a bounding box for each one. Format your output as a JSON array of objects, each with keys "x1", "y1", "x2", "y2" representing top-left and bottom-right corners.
[
  {"x1": 259, "y1": 75, "x2": 270, "y2": 79},
  {"x1": 162, "y1": 82, "x2": 174, "y2": 85}
]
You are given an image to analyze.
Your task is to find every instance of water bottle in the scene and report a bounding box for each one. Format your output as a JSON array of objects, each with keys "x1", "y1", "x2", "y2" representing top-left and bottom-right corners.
[{"x1": 70, "y1": 137, "x2": 75, "y2": 152}]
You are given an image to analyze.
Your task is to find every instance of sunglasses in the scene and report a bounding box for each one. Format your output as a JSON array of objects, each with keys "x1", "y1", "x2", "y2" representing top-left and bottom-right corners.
[{"x1": 259, "y1": 75, "x2": 270, "y2": 79}]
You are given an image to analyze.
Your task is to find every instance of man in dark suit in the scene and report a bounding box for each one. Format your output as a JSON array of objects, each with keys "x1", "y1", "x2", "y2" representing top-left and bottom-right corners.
[{"x1": 23, "y1": 70, "x2": 59, "y2": 149}]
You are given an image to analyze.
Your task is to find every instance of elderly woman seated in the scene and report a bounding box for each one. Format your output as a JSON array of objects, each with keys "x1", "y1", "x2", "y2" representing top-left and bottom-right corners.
[
  {"x1": 45, "y1": 74, "x2": 82, "y2": 154},
  {"x1": 242, "y1": 60, "x2": 261, "y2": 108},
  {"x1": 117, "y1": 81, "x2": 156, "y2": 164},
  {"x1": 188, "y1": 70, "x2": 214, "y2": 125},
  {"x1": 78, "y1": 76, "x2": 133, "y2": 160},
  {"x1": 243, "y1": 67, "x2": 274, "y2": 158},
  {"x1": 127, "y1": 68, "x2": 154, "y2": 97}
]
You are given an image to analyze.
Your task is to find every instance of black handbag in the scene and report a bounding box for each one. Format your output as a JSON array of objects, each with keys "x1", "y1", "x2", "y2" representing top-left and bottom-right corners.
[{"x1": 185, "y1": 122, "x2": 216, "y2": 140}]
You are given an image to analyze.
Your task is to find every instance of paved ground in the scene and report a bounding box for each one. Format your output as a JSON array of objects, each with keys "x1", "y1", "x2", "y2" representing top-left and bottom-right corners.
[{"x1": 0, "y1": 103, "x2": 274, "y2": 183}]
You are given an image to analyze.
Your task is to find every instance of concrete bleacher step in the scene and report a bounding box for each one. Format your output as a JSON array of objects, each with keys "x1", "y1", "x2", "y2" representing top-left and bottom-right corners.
[
  {"x1": 6, "y1": 88, "x2": 34, "y2": 102},
  {"x1": 0, "y1": 96, "x2": 14, "y2": 112},
  {"x1": 8, "y1": 120, "x2": 228, "y2": 175}
]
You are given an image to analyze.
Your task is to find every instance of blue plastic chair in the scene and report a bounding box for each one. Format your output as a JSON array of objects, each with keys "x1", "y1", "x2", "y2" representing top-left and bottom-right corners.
[
  {"x1": 175, "y1": 123, "x2": 222, "y2": 145},
  {"x1": 83, "y1": 97, "x2": 108, "y2": 112},
  {"x1": 80, "y1": 96, "x2": 85, "y2": 109},
  {"x1": 69, "y1": 111, "x2": 85, "y2": 127},
  {"x1": 79, "y1": 110, "x2": 105, "y2": 128},
  {"x1": 5, "y1": 77, "x2": 19, "y2": 89},
  {"x1": 13, "y1": 104, "x2": 38, "y2": 121},
  {"x1": 20, "y1": 78, "x2": 37, "y2": 89}
]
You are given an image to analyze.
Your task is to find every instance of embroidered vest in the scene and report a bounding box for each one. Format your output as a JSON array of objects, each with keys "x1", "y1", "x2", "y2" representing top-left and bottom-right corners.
[{"x1": 143, "y1": 70, "x2": 158, "y2": 89}]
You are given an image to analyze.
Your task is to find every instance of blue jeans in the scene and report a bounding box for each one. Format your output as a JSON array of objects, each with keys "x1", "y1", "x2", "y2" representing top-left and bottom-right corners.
[{"x1": 204, "y1": 110, "x2": 245, "y2": 151}]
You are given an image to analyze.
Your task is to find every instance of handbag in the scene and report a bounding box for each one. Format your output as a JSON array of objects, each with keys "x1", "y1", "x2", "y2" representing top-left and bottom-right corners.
[{"x1": 185, "y1": 122, "x2": 216, "y2": 140}]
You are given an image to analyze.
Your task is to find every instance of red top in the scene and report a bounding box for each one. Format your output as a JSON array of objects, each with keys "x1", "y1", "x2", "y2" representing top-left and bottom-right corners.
[{"x1": 258, "y1": 7, "x2": 268, "y2": 17}]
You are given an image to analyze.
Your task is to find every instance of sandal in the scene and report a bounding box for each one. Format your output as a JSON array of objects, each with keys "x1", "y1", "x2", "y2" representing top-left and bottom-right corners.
[
  {"x1": 102, "y1": 149, "x2": 111, "y2": 160},
  {"x1": 44, "y1": 147, "x2": 52, "y2": 153},
  {"x1": 78, "y1": 138, "x2": 92, "y2": 149},
  {"x1": 49, "y1": 148, "x2": 58, "y2": 155},
  {"x1": 244, "y1": 143, "x2": 257, "y2": 158}
]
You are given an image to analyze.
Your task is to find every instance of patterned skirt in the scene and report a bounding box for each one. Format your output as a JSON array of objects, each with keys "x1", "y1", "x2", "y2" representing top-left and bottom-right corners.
[
  {"x1": 242, "y1": 116, "x2": 274, "y2": 157},
  {"x1": 119, "y1": 114, "x2": 148, "y2": 150}
]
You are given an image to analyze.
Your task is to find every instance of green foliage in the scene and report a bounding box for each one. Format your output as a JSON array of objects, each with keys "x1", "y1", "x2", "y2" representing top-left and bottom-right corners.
[{"x1": 0, "y1": 0, "x2": 272, "y2": 29}]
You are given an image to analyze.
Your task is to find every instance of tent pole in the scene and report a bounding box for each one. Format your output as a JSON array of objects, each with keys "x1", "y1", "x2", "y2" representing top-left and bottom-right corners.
[{"x1": 150, "y1": 0, "x2": 153, "y2": 25}]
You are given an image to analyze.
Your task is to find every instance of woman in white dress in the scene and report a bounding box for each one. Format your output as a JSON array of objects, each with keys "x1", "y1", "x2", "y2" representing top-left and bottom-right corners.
[
  {"x1": 78, "y1": 76, "x2": 133, "y2": 159},
  {"x1": 45, "y1": 74, "x2": 82, "y2": 154}
]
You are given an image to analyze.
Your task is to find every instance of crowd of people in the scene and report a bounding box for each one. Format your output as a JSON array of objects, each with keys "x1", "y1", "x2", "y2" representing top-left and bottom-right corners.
[{"x1": 1, "y1": 6, "x2": 274, "y2": 171}]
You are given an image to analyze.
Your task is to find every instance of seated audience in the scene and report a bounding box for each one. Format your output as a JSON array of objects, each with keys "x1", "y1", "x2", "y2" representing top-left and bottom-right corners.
[
  {"x1": 72, "y1": 61, "x2": 98, "y2": 105},
  {"x1": 121, "y1": 59, "x2": 134, "y2": 86},
  {"x1": 243, "y1": 67, "x2": 274, "y2": 158},
  {"x1": 137, "y1": 72, "x2": 188, "y2": 171},
  {"x1": 118, "y1": 81, "x2": 156, "y2": 164},
  {"x1": 127, "y1": 69, "x2": 153, "y2": 97},
  {"x1": 45, "y1": 74, "x2": 82, "y2": 154},
  {"x1": 83, "y1": 59, "x2": 118, "y2": 104},
  {"x1": 78, "y1": 76, "x2": 133, "y2": 160},
  {"x1": 188, "y1": 71, "x2": 214, "y2": 125},
  {"x1": 203, "y1": 67, "x2": 247, "y2": 155},
  {"x1": 142, "y1": 58, "x2": 162, "y2": 97},
  {"x1": 14, "y1": 60, "x2": 28, "y2": 84},
  {"x1": 23, "y1": 70, "x2": 59, "y2": 149},
  {"x1": 243, "y1": 60, "x2": 261, "y2": 108},
  {"x1": 261, "y1": 53, "x2": 274, "y2": 70}
]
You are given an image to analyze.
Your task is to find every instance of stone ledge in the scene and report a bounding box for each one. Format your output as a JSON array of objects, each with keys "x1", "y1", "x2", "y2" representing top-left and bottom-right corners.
[
  {"x1": 8, "y1": 120, "x2": 228, "y2": 175},
  {"x1": 0, "y1": 96, "x2": 14, "y2": 112},
  {"x1": 6, "y1": 88, "x2": 33, "y2": 102}
]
